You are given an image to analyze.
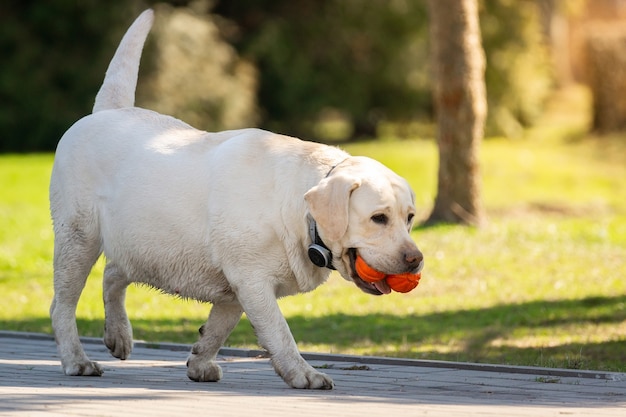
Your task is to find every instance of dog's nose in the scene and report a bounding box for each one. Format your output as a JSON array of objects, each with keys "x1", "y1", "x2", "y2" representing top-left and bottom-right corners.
[{"x1": 404, "y1": 249, "x2": 424, "y2": 271}]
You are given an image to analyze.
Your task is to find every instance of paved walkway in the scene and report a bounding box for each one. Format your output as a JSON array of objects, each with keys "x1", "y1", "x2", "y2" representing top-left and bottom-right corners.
[{"x1": 0, "y1": 331, "x2": 624, "y2": 416}]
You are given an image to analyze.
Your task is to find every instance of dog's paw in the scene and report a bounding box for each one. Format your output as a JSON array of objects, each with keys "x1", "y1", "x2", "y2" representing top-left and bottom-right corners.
[
  {"x1": 104, "y1": 321, "x2": 133, "y2": 360},
  {"x1": 282, "y1": 367, "x2": 334, "y2": 389},
  {"x1": 186, "y1": 357, "x2": 223, "y2": 382},
  {"x1": 63, "y1": 360, "x2": 104, "y2": 377},
  {"x1": 273, "y1": 358, "x2": 334, "y2": 389}
]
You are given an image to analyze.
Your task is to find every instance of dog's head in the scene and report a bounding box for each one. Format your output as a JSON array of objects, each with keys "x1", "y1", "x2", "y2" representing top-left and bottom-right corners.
[{"x1": 304, "y1": 156, "x2": 423, "y2": 295}]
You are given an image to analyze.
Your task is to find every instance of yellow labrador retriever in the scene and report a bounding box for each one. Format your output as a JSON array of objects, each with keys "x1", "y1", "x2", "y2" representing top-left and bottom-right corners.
[{"x1": 49, "y1": 9, "x2": 423, "y2": 389}]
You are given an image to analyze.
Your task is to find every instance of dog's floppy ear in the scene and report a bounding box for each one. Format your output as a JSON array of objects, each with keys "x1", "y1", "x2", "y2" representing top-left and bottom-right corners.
[{"x1": 304, "y1": 173, "x2": 361, "y2": 242}]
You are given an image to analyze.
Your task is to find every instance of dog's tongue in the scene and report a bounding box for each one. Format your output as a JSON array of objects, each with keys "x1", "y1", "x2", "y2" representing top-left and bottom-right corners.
[{"x1": 373, "y1": 279, "x2": 392, "y2": 295}]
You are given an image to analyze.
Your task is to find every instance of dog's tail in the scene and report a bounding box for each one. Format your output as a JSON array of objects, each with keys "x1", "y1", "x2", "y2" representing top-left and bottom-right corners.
[{"x1": 93, "y1": 9, "x2": 154, "y2": 113}]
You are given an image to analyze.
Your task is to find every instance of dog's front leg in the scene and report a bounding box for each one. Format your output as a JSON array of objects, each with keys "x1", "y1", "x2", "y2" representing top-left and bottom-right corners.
[
  {"x1": 187, "y1": 302, "x2": 243, "y2": 382},
  {"x1": 234, "y1": 281, "x2": 334, "y2": 390}
]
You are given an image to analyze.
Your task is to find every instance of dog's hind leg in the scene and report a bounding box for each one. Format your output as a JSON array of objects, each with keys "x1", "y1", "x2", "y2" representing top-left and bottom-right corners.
[
  {"x1": 187, "y1": 302, "x2": 243, "y2": 382},
  {"x1": 103, "y1": 262, "x2": 133, "y2": 360},
  {"x1": 50, "y1": 223, "x2": 103, "y2": 376}
]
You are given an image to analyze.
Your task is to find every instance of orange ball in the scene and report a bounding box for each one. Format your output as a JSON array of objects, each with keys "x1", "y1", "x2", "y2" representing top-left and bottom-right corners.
[
  {"x1": 355, "y1": 255, "x2": 386, "y2": 282},
  {"x1": 386, "y1": 272, "x2": 421, "y2": 293}
]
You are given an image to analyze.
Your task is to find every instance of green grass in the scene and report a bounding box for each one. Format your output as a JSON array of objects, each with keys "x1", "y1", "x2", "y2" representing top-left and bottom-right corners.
[{"x1": 1, "y1": 86, "x2": 625, "y2": 372}]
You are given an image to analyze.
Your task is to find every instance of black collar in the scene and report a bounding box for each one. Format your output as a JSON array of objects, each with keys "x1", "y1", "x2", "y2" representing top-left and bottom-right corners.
[{"x1": 308, "y1": 217, "x2": 335, "y2": 270}]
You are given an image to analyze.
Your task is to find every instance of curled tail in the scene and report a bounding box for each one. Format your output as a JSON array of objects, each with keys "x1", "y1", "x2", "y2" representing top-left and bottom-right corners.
[{"x1": 93, "y1": 9, "x2": 154, "y2": 113}]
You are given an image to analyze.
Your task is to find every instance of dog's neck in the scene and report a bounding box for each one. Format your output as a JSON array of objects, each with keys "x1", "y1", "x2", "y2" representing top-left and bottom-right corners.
[
  {"x1": 325, "y1": 158, "x2": 349, "y2": 179},
  {"x1": 305, "y1": 159, "x2": 348, "y2": 270}
]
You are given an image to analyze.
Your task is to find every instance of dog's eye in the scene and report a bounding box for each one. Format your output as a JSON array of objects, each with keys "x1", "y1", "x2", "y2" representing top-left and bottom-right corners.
[
  {"x1": 407, "y1": 213, "x2": 415, "y2": 224},
  {"x1": 371, "y1": 214, "x2": 388, "y2": 225}
]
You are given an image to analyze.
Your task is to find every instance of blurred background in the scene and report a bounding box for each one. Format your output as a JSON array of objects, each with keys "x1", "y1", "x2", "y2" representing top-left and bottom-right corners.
[
  {"x1": 3, "y1": 0, "x2": 626, "y2": 151},
  {"x1": 1, "y1": 0, "x2": 625, "y2": 371}
]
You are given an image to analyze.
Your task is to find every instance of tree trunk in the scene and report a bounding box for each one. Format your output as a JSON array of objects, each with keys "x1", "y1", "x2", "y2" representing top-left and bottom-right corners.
[
  {"x1": 426, "y1": 0, "x2": 487, "y2": 226},
  {"x1": 586, "y1": 29, "x2": 626, "y2": 133}
]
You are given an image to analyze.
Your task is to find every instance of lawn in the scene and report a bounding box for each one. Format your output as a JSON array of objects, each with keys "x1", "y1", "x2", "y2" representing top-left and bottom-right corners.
[{"x1": 1, "y1": 87, "x2": 625, "y2": 372}]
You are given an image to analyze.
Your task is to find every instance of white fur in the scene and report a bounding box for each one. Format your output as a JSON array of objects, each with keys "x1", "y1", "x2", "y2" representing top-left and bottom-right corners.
[{"x1": 49, "y1": 9, "x2": 422, "y2": 390}]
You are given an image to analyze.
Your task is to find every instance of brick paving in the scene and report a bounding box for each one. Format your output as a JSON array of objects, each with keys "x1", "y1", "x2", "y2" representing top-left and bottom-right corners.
[{"x1": 0, "y1": 331, "x2": 624, "y2": 416}]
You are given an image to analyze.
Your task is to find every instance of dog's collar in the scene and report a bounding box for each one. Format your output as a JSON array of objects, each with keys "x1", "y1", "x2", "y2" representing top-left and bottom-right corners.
[{"x1": 308, "y1": 216, "x2": 336, "y2": 270}]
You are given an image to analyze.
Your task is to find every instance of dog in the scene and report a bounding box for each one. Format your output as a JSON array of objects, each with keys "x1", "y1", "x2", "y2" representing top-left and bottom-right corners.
[{"x1": 49, "y1": 9, "x2": 423, "y2": 389}]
